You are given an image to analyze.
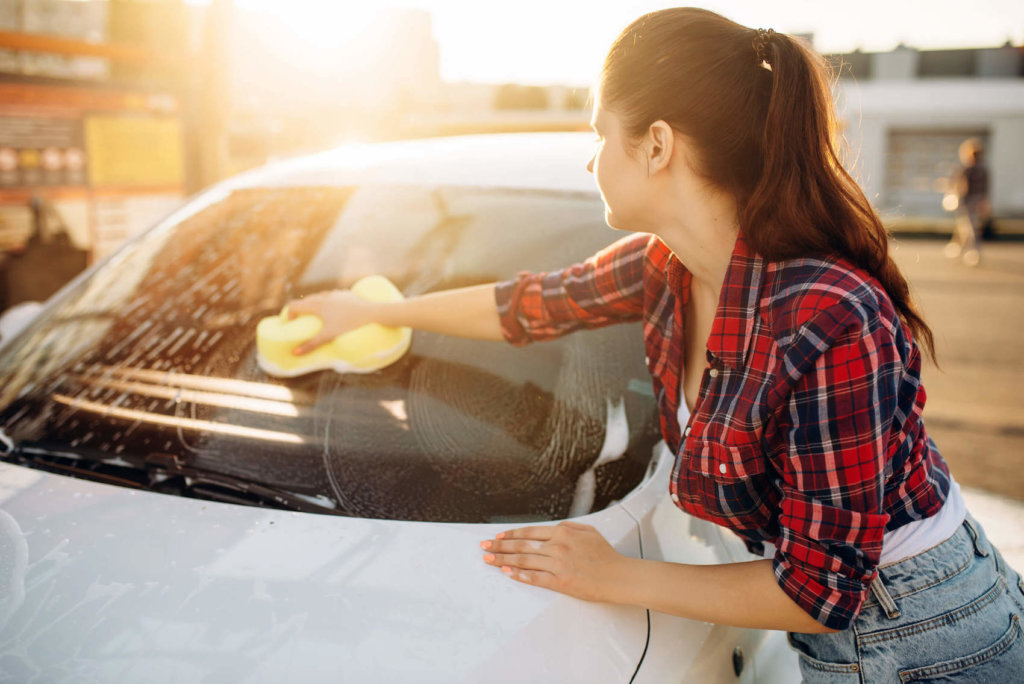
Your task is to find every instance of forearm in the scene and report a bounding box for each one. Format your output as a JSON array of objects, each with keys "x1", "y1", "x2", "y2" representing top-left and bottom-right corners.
[
  {"x1": 613, "y1": 557, "x2": 836, "y2": 633},
  {"x1": 374, "y1": 283, "x2": 504, "y2": 342},
  {"x1": 483, "y1": 523, "x2": 838, "y2": 633}
]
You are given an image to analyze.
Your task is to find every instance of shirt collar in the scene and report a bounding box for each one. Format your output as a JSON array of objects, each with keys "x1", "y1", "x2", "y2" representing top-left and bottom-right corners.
[
  {"x1": 665, "y1": 234, "x2": 763, "y2": 370},
  {"x1": 708, "y1": 234, "x2": 763, "y2": 369}
]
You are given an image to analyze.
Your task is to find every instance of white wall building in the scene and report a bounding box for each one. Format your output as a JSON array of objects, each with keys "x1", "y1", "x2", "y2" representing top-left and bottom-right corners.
[{"x1": 832, "y1": 45, "x2": 1024, "y2": 226}]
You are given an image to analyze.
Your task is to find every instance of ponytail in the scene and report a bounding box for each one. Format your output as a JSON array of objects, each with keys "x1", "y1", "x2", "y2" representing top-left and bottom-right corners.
[
  {"x1": 600, "y1": 8, "x2": 936, "y2": 362},
  {"x1": 744, "y1": 33, "x2": 936, "y2": 361}
]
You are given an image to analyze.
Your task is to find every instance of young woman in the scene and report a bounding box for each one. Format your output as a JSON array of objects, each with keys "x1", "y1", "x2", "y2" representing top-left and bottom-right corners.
[{"x1": 287, "y1": 8, "x2": 1024, "y2": 680}]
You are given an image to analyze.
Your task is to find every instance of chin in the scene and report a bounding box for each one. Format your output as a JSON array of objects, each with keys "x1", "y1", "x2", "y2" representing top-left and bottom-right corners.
[{"x1": 604, "y1": 210, "x2": 639, "y2": 233}]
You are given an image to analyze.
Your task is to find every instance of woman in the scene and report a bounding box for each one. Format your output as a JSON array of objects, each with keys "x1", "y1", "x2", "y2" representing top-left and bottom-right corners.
[{"x1": 288, "y1": 8, "x2": 1024, "y2": 680}]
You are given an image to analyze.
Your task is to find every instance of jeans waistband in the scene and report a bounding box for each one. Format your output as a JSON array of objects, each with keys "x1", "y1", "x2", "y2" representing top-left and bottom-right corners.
[{"x1": 863, "y1": 516, "x2": 987, "y2": 607}]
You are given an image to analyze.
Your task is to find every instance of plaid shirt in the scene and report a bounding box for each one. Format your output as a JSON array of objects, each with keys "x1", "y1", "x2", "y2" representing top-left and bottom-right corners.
[{"x1": 495, "y1": 233, "x2": 950, "y2": 630}]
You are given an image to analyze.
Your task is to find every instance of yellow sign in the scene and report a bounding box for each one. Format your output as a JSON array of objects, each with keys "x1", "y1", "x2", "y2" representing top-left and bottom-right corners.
[
  {"x1": 84, "y1": 115, "x2": 184, "y2": 187},
  {"x1": 19, "y1": 148, "x2": 40, "y2": 168}
]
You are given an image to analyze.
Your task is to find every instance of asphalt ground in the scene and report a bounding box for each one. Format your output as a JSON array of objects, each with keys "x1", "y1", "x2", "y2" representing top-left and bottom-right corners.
[{"x1": 889, "y1": 236, "x2": 1024, "y2": 504}]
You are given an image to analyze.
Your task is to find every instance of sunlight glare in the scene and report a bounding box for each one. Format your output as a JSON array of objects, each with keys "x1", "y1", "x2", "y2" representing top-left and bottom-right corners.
[{"x1": 236, "y1": 0, "x2": 379, "y2": 52}]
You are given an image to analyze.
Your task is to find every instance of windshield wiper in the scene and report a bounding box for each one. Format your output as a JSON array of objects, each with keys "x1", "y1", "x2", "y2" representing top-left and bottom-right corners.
[
  {"x1": 142, "y1": 452, "x2": 344, "y2": 515},
  {"x1": 0, "y1": 438, "x2": 345, "y2": 516}
]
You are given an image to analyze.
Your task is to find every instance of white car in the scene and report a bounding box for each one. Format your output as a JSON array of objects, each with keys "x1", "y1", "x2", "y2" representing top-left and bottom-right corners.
[{"x1": 0, "y1": 133, "x2": 799, "y2": 682}]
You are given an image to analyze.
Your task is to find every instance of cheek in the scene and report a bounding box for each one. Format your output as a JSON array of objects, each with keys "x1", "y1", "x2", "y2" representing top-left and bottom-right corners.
[
  {"x1": 595, "y1": 149, "x2": 632, "y2": 203},
  {"x1": 592, "y1": 148, "x2": 613, "y2": 194}
]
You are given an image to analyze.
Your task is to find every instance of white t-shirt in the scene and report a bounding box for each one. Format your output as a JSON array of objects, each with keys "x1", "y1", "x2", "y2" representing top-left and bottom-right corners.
[
  {"x1": 757, "y1": 477, "x2": 965, "y2": 566},
  {"x1": 877, "y1": 475, "x2": 966, "y2": 566}
]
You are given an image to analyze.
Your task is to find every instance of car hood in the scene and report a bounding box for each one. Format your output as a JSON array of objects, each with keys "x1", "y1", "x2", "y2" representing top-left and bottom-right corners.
[{"x1": 0, "y1": 462, "x2": 650, "y2": 683}]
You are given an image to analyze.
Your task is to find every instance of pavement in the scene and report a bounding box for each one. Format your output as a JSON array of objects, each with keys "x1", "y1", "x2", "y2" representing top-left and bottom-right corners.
[
  {"x1": 889, "y1": 237, "x2": 1024, "y2": 571},
  {"x1": 889, "y1": 238, "x2": 1024, "y2": 499}
]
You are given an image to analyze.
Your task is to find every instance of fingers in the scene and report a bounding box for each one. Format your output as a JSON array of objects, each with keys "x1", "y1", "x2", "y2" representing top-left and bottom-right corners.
[
  {"x1": 481, "y1": 550, "x2": 556, "y2": 574},
  {"x1": 504, "y1": 568, "x2": 555, "y2": 589},
  {"x1": 481, "y1": 538, "x2": 547, "y2": 555},
  {"x1": 480, "y1": 532, "x2": 558, "y2": 575},
  {"x1": 479, "y1": 527, "x2": 564, "y2": 581},
  {"x1": 476, "y1": 524, "x2": 573, "y2": 569},
  {"x1": 284, "y1": 291, "x2": 333, "y2": 320},
  {"x1": 494, "y1": 525, "x2": 558, "y2": 542},
  {"x1": 284, "y1": 297, "x2": 318, "y2": 320},
  {"x1": 292, "y1": 333, "x2": 332, "y2": 357},
  {"x1": 284, "y1": 292, "x2": 332, "y2": 355},
  {"x1": 484, "y1": 562, "x2": 557, "y2": 588},
  {"x1": 481, "y1": 537, "x2": 558, "y2": 575}
]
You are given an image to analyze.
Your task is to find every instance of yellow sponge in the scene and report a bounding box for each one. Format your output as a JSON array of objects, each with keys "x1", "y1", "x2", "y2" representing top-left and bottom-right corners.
[{"x1": 256, "y1": 275, "x2": 412, "y2": 377}]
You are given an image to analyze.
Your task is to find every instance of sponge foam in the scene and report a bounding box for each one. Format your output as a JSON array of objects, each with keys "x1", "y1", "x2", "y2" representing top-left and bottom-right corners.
[{"x1": 256, "y1": 275, "x2": 412, "y2": 377}]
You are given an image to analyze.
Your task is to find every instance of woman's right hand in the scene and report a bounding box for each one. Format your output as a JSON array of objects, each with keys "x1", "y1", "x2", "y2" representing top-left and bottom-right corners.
[{"x1": 284, "y1": 290, "x2": 376, "y2": 355}]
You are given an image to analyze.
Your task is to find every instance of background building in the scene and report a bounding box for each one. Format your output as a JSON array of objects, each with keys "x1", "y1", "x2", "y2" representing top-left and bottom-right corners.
[
  {"x1": 0, "y1": 0, "x2": 194, "y2": 311},
  {"x1": 0, "y1": 0, "x2": 1022, "y2": 306},
  {"x1": 828, "y1": 44, "x2": 1024, "y2": 232}
]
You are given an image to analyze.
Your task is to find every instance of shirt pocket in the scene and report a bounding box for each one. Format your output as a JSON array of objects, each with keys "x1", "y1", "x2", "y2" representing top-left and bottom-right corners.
[
  {"x1": 679, "y1": 437, "x2": 771, "y2": 527},
  {"x1": 686, "y1": 437, "x2": 767, "y2": 481}
]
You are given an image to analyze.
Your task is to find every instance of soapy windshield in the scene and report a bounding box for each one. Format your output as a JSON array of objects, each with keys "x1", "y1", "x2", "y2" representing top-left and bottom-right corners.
[{"x1": 0, "y1": 185, "x2": 660, "y2": 522}]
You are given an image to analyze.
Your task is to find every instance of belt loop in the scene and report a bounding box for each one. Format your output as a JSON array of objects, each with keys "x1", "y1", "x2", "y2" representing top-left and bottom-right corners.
[
  {"x1": 869, "y1": 571, "x2": 901, "y2": 620},
  {"x1": 963, "y1": 517, "x2": 989, "y2": 558}
]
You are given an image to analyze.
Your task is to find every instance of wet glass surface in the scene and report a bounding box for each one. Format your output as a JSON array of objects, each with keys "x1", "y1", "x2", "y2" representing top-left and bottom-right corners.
[{"x1": 0, "y1": 185, "x2": 660, "y2": 522}]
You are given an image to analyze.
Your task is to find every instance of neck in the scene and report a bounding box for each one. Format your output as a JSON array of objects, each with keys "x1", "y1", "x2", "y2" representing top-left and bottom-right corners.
[{"x1": 656, "y1": 191, "x2": 740, "y2": 300}]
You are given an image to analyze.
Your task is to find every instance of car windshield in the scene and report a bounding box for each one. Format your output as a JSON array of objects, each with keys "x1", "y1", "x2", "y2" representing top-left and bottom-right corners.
[{"x1": 0, "y1": 184, "x2": 660, "y2": 522}]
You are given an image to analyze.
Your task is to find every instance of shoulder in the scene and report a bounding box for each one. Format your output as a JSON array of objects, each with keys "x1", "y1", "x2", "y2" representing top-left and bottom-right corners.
[
  {"x1": 585, "y1": 232, "x2": 662, "y2": 269},
  {"x1": 760, "y1": 255, "x2": 894, "y2": 350},
  {"x1": 596, "y1": 232, "x2": 667, "y2": 272},
  {"x1": 580, "y1": 233, "x2": 670, "y2": 288}
]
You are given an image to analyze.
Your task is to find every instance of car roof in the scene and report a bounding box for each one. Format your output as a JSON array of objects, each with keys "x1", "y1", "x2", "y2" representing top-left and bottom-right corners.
[{"x1": 220, "y1": 132, "x2": 600, "y2": 194}]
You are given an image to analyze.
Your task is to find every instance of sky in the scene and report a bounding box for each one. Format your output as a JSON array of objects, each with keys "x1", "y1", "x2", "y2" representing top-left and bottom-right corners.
[{"x1": 232, "y1": 0, "x2": 1024, "y2": 86}]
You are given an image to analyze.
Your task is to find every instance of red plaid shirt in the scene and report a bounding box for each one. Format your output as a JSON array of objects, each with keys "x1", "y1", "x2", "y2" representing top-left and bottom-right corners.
[{"x1": 495, "y1": 233, "x2": 950, "y2": 630}]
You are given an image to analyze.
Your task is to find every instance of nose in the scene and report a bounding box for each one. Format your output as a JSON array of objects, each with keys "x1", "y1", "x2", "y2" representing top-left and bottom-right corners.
[{"x1": 586, "y1": 154, "x2": 594, "y2": 174}]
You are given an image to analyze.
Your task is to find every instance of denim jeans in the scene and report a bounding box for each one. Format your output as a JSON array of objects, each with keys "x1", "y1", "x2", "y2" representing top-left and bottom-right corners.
[{"x1": 788, "y1": 514, "x2": 1024, "y2": 682}]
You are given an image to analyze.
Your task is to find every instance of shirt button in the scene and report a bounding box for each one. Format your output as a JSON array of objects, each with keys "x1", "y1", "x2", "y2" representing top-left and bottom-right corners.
[
  {"x1": 683, "y1": 425, "x2": 691, "y2": 437},
  {"x1": 708, "y1": 368, "x2": 719, "y2": 378},
  {"x1": 671, "y1": 492, "x2": 680, "y2": 503},
  {"x1": 719, "y1": 463, "x2": 728, "y2": 474}
]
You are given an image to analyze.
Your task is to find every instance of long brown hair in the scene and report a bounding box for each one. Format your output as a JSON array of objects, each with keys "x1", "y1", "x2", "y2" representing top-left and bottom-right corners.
[{"x1": 600, "y1": 8, "x2": 935, "y2": 360}]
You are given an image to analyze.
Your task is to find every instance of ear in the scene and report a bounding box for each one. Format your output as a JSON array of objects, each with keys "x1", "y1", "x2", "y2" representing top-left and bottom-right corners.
[{"x1": 645, "y1": 121, "x2": 675, "y2": 175}]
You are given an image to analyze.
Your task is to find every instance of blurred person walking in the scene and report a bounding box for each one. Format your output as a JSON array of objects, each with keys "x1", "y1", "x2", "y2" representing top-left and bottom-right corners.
[{"x1": 945, "y1": 138, "x2": 990, "y2": 266}]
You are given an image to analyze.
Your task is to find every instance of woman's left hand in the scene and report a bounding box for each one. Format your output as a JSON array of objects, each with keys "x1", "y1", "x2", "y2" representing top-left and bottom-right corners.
[{"x1": 480, "y1": 521, "x2": 631, "y2": 603}]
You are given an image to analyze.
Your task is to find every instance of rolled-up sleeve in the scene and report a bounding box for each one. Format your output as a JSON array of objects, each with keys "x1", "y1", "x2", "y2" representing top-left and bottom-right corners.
[
  {"x1": 494, "y1": 233, "x2": 652, "y2": 345},
  {"x1": 772, "y1": 300, "x2": 899, "y2": 630}
]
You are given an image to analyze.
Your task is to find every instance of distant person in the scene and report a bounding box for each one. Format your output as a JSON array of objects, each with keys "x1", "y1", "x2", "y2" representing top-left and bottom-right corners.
[{"x1": 945, "y1": 138, "x2": 990, "y2": 266}]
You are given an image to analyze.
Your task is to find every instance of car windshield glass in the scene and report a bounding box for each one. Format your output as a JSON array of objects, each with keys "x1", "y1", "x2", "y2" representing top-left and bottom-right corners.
[{"x1": 0, "y1": 185, "x2": 660, "y2": 522}]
